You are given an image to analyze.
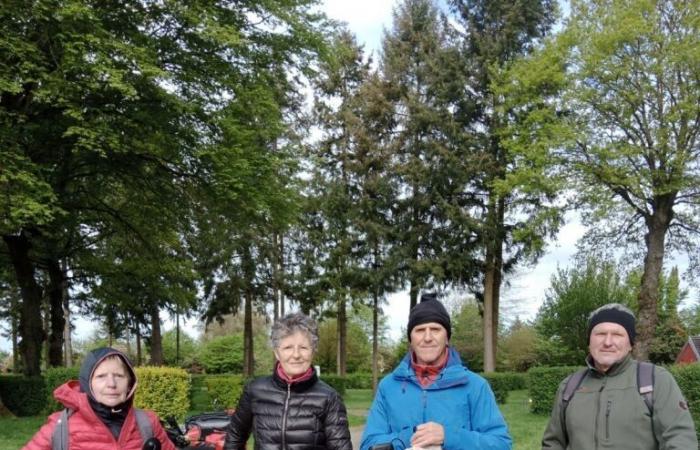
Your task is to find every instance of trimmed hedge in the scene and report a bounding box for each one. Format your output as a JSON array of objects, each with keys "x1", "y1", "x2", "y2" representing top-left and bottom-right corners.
[
  {"x1": 135, "y1": 366, "x2": 190, "y2": 420},
  {"x1": 344, "y1": 372, "x2": 374, "y2": 389},
  {"x1": 319, "y1": 375, "x2": 346, "y2": 397},
  {"x1": 0, "y1": 375, "x2": 46, "y2": 416},
  {"x1": 669, "y1": 363, "x2": 700, "y2": 443},
  {"x1": 189, "y1": 374, "x2": 210, "y2": 412},
  {"x1": 527, "y1": 366, "x2": 581, "y2": 414},
  {"x1": 43, "y1": 367, "x2": 80, "y2": 413},
  {"x1": 204, "y1": 375, "x2": 246, "y2": 410},
  {"x1": 482, "y1": 372, "x2": 528, "y2": 404}
]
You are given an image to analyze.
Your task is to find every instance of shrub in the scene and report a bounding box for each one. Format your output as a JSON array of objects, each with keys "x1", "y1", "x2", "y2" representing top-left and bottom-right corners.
[
  {"x1": 189, "y1": 374, "x2": 210, "y2": 412},
  {"x1": 669, "y1": 363, "x2": 700, "y2": 442},
  {"x1": 200, "y1": 335, "x2": 244, "y2": 374},
  {"x1": 204, "y1": 375, "x2": 246, "y2": 410},
  {"x1": 135, "y1": 366, "x2": 190, "y2": 420},
  {"x1": 528, "y1": 366, "x2": 581, "y2": 414},
  {"x1": 482, "y1": 372, "x2": 528, "y2": 404},
  {"x1": 43, "y1": 367, "x2": 80, "y2": 413},
  {"x1": 320, "y1": 375, "x2": 346, "y2": 397},
  {"x1": 0, "y1": 375, "x2": 46, "y2": 416},
  {"x1": 344, "y1": 372, "x2": 373, "y2": 389}
]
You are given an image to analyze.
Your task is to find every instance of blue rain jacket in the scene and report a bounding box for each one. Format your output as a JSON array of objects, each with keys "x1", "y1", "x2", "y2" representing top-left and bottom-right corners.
[{"x1": 360, "y1": 347, "x2": 512, "y2": 450}]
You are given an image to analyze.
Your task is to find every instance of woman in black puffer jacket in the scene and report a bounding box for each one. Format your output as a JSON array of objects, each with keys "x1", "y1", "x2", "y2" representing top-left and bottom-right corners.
[{"x1": 224, "y1": 312, "x2": 352, "y2": 450}]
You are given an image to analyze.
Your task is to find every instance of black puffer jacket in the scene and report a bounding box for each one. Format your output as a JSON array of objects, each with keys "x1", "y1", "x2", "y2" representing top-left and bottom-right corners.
[{"x1": 224, "y1": 368, "x2": 351, "y2": 450}]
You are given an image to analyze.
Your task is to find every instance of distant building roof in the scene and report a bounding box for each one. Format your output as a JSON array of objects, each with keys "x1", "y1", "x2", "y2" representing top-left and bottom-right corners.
[{"x1": 690, "y1": 336, "x2": 700, "y2": 361}]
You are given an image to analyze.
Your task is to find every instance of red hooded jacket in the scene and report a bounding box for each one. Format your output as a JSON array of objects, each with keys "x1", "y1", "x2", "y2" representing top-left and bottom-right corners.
[{"x1": 22, "y1": 380, "x2": 175, "y2": 450}]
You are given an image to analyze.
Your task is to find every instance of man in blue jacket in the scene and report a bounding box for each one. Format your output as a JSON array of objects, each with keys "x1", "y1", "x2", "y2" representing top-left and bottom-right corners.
[{"x1": 360, "y1": 293, "x2": 512, "y2": 450}]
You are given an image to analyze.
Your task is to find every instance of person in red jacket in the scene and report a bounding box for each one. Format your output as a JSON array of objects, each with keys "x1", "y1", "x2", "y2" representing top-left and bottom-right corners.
[{"x1": 22, "y1": 347, "x2": 175, "y2": 450}]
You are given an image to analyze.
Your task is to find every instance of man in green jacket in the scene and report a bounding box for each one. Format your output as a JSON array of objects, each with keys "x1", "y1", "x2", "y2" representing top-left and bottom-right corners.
[{"x1": 541, "y1": 303, "x2": 697, "y2": 450}]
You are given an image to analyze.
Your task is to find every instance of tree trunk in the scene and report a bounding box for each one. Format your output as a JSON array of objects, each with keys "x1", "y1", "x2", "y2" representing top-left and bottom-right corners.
[
  {"x1": 149, "y1": 303, "x2": 163, "y2": 365},
  {"x1": 272, "y1": 232, "x2": 282, "y2": 321},
  {"x1": 136, "y1": 328, "x2": 142, "y2": 366},
  {"x1": 62, "y1": 272, "x2": 73, "y2": 367},
  {"x1": 241, "y1": 243, "x2": 255, "y2": 377},
  {"x1": 244, "y1": 289, "x2": 254, "y2": 377},
  {"x1": 3, "y1": 234, "x2": 45, "y2": 376},
  {"x1": 47, "y1": 259, "x2": 65, "y2": 367},
  {"x1": 372, "y1": 288, "x2": 379, "y2": 393},
  {"x1": 175, "y1": 310, "x2": 180, "y2": 366},
  {"x1": 12, "y1": 306, "x2": 20, "y2": 371},
  {"x1": 636, "y1": 203, "x2": 672, "y2": 360},
  {"x1": 483, "y1": 265, "x2": 496, "y2": 373},
  {"x1": 336, "y1": 295, "x2": 347, "y2": 376},
  {"x1": 279, "y1": 236, "x2": 285, "y2": 316}
]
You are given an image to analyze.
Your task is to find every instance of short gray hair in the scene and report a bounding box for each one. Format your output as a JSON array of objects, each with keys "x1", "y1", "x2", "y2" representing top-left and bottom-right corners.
[
  {"x1": 588, "y1": 303, "x2": 635, "y2": 321},
  {"x1": 270, "y1": 312, "x2": 319, "y2": 352}
]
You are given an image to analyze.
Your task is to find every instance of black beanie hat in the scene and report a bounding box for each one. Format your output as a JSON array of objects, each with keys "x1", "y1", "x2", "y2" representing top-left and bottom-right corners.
[
  {"x1": 587, "y1": 305, "x2": 636, "y2": 345},
  {"x1": 407, "y1": 293, "x2": 451, "y2": 340}
]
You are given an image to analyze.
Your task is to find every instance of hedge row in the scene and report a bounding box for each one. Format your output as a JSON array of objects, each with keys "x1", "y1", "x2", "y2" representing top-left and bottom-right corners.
[
  {"x1": 135, "y1": 367, "x2": 190, "y2": 420},
  {"x1": 0, "y1": 376, "x2": 46, "y2": 416},
  {"x1": 669, "y1": 364, "x2": 700, "y2": 443},
  {"x1": 527, "y1": 366, "x2": 581, "y2": 414},
  {"x1": 482, "y1": 372, "x2": 528, "y2": 404},
  {"x1": 0, "y1": 366, "x2": 190, "y2": 419}
]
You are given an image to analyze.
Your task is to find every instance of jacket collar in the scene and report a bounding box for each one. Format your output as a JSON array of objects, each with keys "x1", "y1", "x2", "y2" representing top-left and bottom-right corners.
[
  {"x1": 393, "y1": 346, "x2": 469, "y2": 388},
  {"x1": 586, "y1": 352, "x2": 633, "y2": 376},
  {"x1": 271, "y1": 365, "x2": 319, "y2": 392}
]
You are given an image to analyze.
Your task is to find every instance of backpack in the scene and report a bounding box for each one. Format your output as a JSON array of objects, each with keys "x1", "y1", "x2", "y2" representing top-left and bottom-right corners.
[
  {"x1": 51, "y1": 407, "x2": 153, "y2": 450},
  {"x1": 561, "y1": 361, "x2": 655, "y2": 417}
]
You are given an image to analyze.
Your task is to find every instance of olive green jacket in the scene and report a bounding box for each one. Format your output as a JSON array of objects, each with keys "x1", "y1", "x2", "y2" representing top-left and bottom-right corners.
[{"x1": 541, "y1": 354, "x2": 697, "y2": 450}]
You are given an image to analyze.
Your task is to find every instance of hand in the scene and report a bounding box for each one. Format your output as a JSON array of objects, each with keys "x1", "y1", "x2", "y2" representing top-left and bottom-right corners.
[{"x1": 410, "y1": 422, "x2": 444, "y2": 448}]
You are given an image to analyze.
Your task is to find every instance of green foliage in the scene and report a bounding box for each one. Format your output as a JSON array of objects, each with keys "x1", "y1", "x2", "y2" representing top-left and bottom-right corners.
[
  {"x1": 527, "y1": 366, "x2": 581, "y2": 414},
  {"x1": 316, "y1": 319, "x2": 372, "y2": 373},
  {"x1": 189, "y1": 375, "x2": 210, "y2": 413},
  {"x1": 319, "y1": 375, "x2": 346, "y2": 397},
  {"x1": 681, "y1": 303, "x2": 700, "y2": 336},
  {"x1": 200, "y1": 334, "x2": 245, "y2": 374},
  {"x1": 451, "y1": 302, "x2": 484, "y2": 370},
  {"x1": 669, "y1": 364, "x2": 700, "y2": 442},
  {"x1": 159, "y1": 328, "x2": 199, "y2": 368},
  {"x1": 134, "y1": 367, "x2": 190, "y2": 421},
  {"x1": 204, "y1": 375, "x2": 246, "y2": 410},
  {"x1": 482, "y1": 373, "x2": 517, "y2": 404},
  {"x1": 344, "y1": 372, "x2": 374, "y2": 389},
  {"x1": 649, "y1": 267, "x2": 688, "y2": 364},
  {"x1": 0, "y1": 376, "x2": 46, "y2": 416},
  {"x1": 535, "y1": 258, "x2": 634, "y2": 366},
  {"x1": 500, "y1": 320, "x2": 539, "y2": 372},
  {"x1": 43, "y1": 367, "x2": 79, "y2": 413}
]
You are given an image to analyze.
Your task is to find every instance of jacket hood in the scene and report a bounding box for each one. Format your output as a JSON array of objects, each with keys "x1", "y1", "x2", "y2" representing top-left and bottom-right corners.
[
  {"x1": 79, "y1": 347, "x2": 137, "y2": 402},
  {"x1": 54, "y1": 380, "x2": 86, "y2": 411}
]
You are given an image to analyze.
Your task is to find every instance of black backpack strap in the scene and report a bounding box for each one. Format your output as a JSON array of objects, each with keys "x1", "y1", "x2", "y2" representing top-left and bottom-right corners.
[
  {"x1": 135, "y1": 408, "x2": 154, "y2": 442},
  {"x1": 637, "y1": 361, "x2": 655, "y2": 415},
  {"x1": 51, "y1": 408, "x2": 73, "y2": 450}
]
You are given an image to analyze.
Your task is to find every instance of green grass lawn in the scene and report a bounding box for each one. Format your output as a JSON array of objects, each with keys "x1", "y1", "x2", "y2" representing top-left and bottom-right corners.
[
  {"x1": 0, "y1": 415, "x2": 46, "y2": 450},
  {"x1": 502, "y1": 390, "x2": 550, "y2": 450},
  {"x1": 1, "y1": 388, "x2": 549, "y2": 450}
]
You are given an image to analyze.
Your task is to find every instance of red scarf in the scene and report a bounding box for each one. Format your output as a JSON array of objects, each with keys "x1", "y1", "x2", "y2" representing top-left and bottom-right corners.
[
  {"x1": 411, "y1": 347, "x2": 449, "y2": 387},
  {"x1": 275, "y1": 361, "x2": 314, "y2": 385}
]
